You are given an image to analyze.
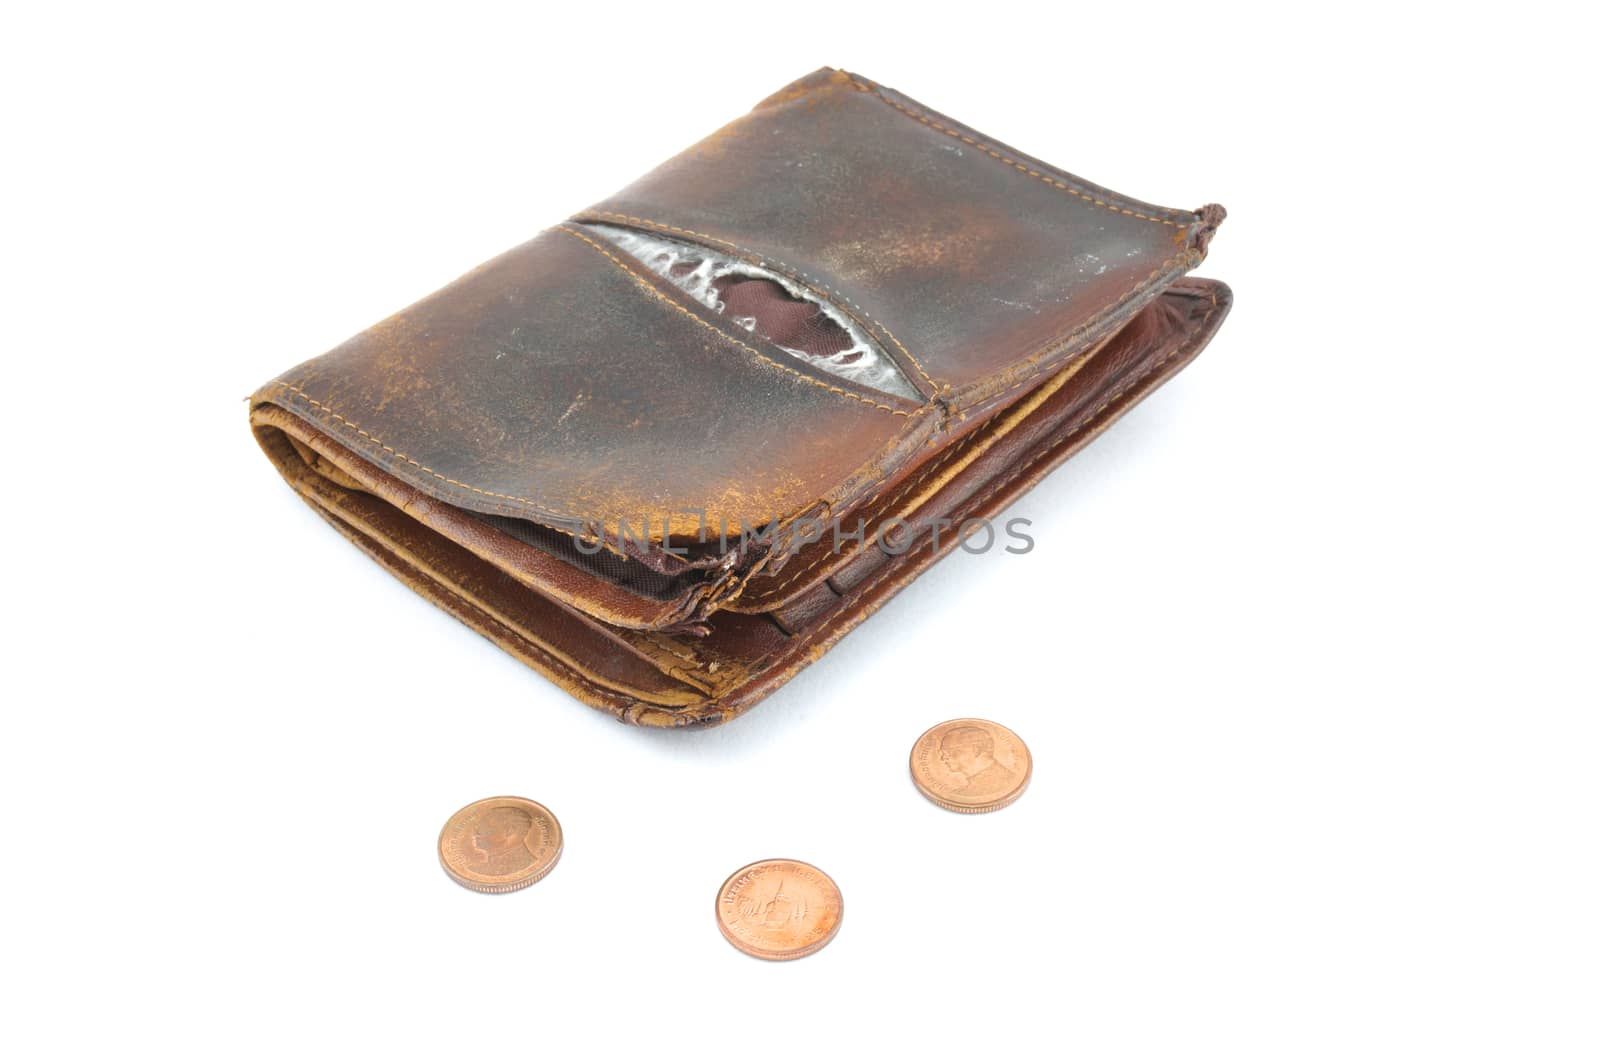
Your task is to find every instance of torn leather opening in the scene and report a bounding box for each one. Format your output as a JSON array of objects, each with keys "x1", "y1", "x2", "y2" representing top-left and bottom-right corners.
[{"x1": 582, "y1": 222, "x2": 920, "y2": 401}]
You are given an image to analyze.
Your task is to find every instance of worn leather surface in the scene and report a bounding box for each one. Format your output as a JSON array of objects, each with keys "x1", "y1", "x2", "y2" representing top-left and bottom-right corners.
[
  {"x1": 257, "y1": 225, "x2": 934, "y2": 558},
  {"x1": 249, "y1": 68, "x2": 1231, "y2": 726},
  {"x1": 581, "y1": 69, "x2": 1213, "y2": 406}
]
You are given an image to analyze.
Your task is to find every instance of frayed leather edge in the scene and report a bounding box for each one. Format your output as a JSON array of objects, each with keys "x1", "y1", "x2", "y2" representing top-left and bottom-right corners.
[{"x1": 1192, "y1": 203, "x2": 1227, "y2": 255}]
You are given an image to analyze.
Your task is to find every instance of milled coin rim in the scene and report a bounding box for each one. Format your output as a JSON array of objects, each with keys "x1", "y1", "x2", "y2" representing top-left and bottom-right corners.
[
  {"x1": 437, "y1": 795, "x2": 563, "y2": 894},
  {"x1": 714, "y1": 858, "x2": 844, "y2": 961},
  {"x1": 909, "y1": 717, "x2": 1033, "y2": 814}
]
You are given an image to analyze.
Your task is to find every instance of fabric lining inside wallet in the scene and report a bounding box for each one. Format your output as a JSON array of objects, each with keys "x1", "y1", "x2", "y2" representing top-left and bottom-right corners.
[{"x1": 248, "y1": 68, "x2": 1232, "y2": 726}]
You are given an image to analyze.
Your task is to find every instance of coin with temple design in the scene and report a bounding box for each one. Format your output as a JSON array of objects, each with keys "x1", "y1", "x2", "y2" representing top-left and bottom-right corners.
[
  {"x1": 437, "y1": 796, "x2": 563, "y2": 893},
  {"x1": 910, "y1": 718, "x2": 1032, "y2": 813},
  {"x1": 715, "y1": 859, "x2": 843, "y2": 960}
]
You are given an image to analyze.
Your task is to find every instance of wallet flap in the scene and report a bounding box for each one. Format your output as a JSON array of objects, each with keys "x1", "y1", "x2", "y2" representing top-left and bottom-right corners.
[
  {"x1": 579, "y1": 68, "x2": 1219, "y2": 410},
  {"x1": 254, "y1": 225, "x2": 936, "y2": 558}
]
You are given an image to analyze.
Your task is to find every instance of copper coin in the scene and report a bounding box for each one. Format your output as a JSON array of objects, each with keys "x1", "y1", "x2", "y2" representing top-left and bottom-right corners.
[
  {"x1": 437, "y1": 796, "x2": 563, "y2": 893},
  {"x1": 909, "y1": 718, "x2": 1032, "y2": 813},
  {"x1": 715, "y1": 859, "x2": 843, "y2": 961}
]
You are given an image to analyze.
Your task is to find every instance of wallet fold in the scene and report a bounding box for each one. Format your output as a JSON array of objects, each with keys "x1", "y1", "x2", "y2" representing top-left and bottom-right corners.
[{"x1": 250, "y1": 68, "x2": 1231, "y2": 726}]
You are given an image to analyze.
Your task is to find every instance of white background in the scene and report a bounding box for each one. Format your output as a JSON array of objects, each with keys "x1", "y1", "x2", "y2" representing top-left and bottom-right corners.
[{"x1": 4, "y1": 4, "x2": 1595, "y2": 1060}]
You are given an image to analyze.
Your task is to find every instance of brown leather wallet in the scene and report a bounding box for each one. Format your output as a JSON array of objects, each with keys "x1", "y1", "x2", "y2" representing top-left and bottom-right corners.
[{"x1": 249, "y1": 68, "x2": 1231, "y2": 727}]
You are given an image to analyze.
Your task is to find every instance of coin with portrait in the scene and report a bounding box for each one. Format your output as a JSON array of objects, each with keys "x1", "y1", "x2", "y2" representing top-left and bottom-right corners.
[
  {"x1": 909, "y1": 718, "x2": 1032, "y2": 813},
  {"x1": 437, "y1": 796, "x2": 563, "y2": 893}
]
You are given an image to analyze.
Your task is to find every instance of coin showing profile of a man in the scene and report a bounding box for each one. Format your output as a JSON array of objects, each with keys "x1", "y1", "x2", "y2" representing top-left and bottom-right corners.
[
  {"x1": 909, "y1": 718, "x2": 1032, "y2": 813},
  {"x1": 437, "y1": 796, "x2": 563, "y2": 893}
]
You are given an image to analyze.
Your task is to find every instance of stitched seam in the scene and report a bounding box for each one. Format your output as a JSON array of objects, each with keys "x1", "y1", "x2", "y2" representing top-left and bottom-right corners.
[
  {"x1": 556, "y1": 225, "x2": 916, "y2": 417},
  {"x1": 639, "y1": 631, "x2": 699, "y2": 665},
  {"x1": 844, "y1": 74, "x2": 1185, "y2": 229},
  {"x1": 581, "y1": 212, "x2": 742, "y2": 252},
  {"x1": 266, "y1": 380, "x2": 636, "y2": 541},
  {"x1": 583, "y1": 210, "x2": 942, "y2": 396},
  {"x1": 968, "y1": 255, "x2": 1190, "y2": 411},
  {"x1": 630, "y1": 631, "x2": 747, "y2": 691}
]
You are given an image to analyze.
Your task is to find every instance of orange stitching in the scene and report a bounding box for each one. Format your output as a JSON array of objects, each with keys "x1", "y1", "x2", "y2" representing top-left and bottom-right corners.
[
  {"x1": 579, "y1": 212, "x2": 743, "y2": 252},
  {"x1": 271, "y1": 381, "x2": 641, "y2": 559},
  {"x1": 583, "y1": 210, "x2": 941, "y2": 396},
  {"x1": 844, "y1": 75, "x2": 1185, "y2": 229},
  {"x1": 639, "y1": 631, "x2": 699, "y2": 665},
  {"x1": 557, "y1": 225, "x2": 916, "y2": 417},
  {"x1": 270, "y1": 380, "x2": 594, "y2": 514}
]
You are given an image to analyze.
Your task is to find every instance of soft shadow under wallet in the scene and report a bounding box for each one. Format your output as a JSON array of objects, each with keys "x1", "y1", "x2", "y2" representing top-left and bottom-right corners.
[{"x1": 250, "y1": 68, "x2": 1232, "y2": 727}]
